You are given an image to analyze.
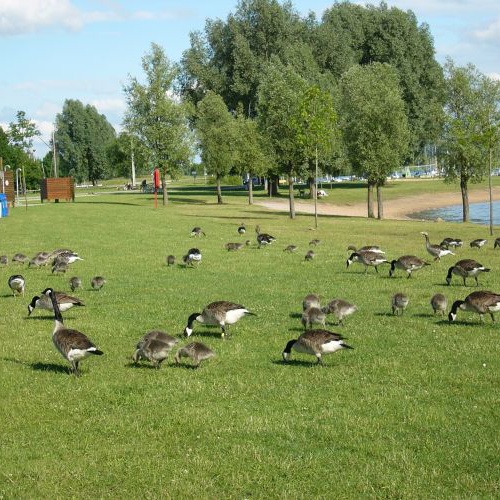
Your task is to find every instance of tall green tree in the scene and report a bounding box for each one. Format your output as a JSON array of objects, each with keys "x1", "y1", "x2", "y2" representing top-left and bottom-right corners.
[
  {"x1": 196, "y1": 91, "x2": 236, "y2": 205},
  {"x1": 123, "y1": 43, "x2": 194, "y2": 204},
  {"x1": 440, "y1": 60, "x2": 497, "y2": 222},
  {"x1": 257, "y1": 60, "x2": 309, "y2": 218},
  {"x1": 340, "y1": 62, "x2": 410, "y2": 219},
  {"x1": 55, "y1": 99, "x2": 116, "y2": 184},
  {"x1": 8, "y1": 110, "x2": 40, "y2": 154}
]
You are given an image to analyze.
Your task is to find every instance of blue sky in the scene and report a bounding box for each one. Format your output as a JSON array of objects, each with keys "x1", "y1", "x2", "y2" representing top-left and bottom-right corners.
[{"x1": 1, "y1": 0, "x2": 499, "y2": 157}]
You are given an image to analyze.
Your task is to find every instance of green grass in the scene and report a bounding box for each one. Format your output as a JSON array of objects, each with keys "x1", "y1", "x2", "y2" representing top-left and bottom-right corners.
[{"x1": 1, "y1": 180, "x2": 499, "y2": 498}]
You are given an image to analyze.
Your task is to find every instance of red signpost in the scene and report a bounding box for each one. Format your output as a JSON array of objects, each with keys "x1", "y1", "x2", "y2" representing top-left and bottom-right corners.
[{"x1": 153, "y1": 168, "x2": 161, "y2": 208}]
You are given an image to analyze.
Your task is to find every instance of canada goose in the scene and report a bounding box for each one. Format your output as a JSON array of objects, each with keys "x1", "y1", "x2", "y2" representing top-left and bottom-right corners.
[
  {"x1": 305, "y1": 250, "x2": 316, "y2": 261},
  {"x1": 470, "y1": 238, "x2": 487, "y2": 249},
  {"x1": 421, "y1": 232, "x2": 454, "y2": 261},
  {"x1": 389, "y1": 255, "x2": 430, "y2": 278},
  {"x1": 283, "y1": 245, "x2": 298, "y2": 253},
  {"x1": 440, "y1": 237, "x2": 463, "y2": 249},
  {"x1": 29, "y1": 254, "x2": 50, "y2": 268},
  {"x1": 322, "y1": 299, "x2": 358, "y2": 326},
  {"x1": 301, "y1": 306, "x2": 326, "y2": 329},
  {"x1": 282, "y1": 329, "x2": 353, "y2": 365},
  {"x1": 133, "y1": 331, "x2": 179, "y2": 368},
  {"x1": 91, "y1": 276, "x2": 107, "y2": 291},
  {"x1": 302, "y1": 293, "x2": 321, "y2": 311},
  {"x1": 309, "y1": 239, "x2": 321, "y2": 247},
  {"x1": 237, "y1": 223, "x2": 246, "y2": 235},
  {"x1": 430, "y1": 293, "x2": 448, "y2": 316},
  {"x1": 347, "y1": 244, "x2": 385, "y2": 255},
  {"x1": 43, "y1": 287, "x2": 103, "y2": 375},
  {"x1": 52, "y1": 261, "x2": 69, "y2": 274},
  {"x1": 445, "y1": 259, "x2": 490, "y2": 286},
  {"x1": 53, "y1": 251, "x2": 83, "y2": 266},
  {"x1": 190, "y1": 227, "x2": 206, "y2": 237},
  {"x1": 69, "y1": 276, "x2": 82, "y2": 292},
  {"x1": 392, "y1": 292, "x2": 409, "y2": 316},
  {"x1": 346, "y1": 251, "x2": 388, "y2": 273},
  {"x1": 494, "y1": 238, "x2": 500, "y2": 249},
  {"x1": 12, "y1": 253, "x2": 28, "y2": 264},
  {"x1": 0, "y1": 255, "x2": 8, "y2": 265},
  {"x1": 184, "y1": 301, "x2": 255, "y2": 338},
  {"x1": 8, "y1": 275, "x2": 25, "y2": 297},
  {"x1": 225, "y1": 242, "x2": 245, "y2": 251},
  {"x1": 49, "y1": 248, "x2": 75, "y2": 258},
  {"x1": 255, "y1": 225, "x2": 276, "y2": 248},
  {"x1": 448, "y1": 290, "x2": 500, "y2": 323},
  {"x1": 183, "y1": 248, "x2": 202, "y2": 266},
  {"x1": 175, "y1": 342, "x2": 215, "y2": 367},
  {"x1": 28, "y1": 290, "x2": 85, "y2": 316},
  {"x1": 167, "y1": 254, "x2": 176, "y2": 266}
]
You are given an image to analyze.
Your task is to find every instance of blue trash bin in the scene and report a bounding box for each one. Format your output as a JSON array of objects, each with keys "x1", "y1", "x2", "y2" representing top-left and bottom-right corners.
[{"x1": 0, "y1": 194, "x2": 8, "y2": 217}]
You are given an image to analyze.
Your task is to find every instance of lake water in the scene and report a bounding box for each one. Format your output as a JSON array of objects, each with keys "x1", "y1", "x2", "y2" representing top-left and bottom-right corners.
[{"x1": 410, "y1": 201, "x2": 500, "y2": 226}]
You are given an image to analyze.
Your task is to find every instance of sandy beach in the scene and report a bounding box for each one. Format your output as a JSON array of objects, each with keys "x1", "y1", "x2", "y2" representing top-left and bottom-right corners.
[{"x1": 255, "y1": 185, "x2": 500, "y2": 220}]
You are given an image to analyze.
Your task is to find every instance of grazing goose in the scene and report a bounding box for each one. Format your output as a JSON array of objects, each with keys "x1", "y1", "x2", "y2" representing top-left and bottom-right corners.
[
  {"x1": 53, "y1": 251, "x2": 83, "y2": 266},
  {"x1": 440, "y1": 237, "x2": 463, "y2": 249},
  {"x1": 282, "y1": 329, "x2": 353, "y2": 365},
  {"x1": 470, "y1": 238, "x2": 487, "y2": 249},
  {"x1": 28, "y1": 290, "x2": 85, "y2": 316},
  {"x1": 304, "y1": 250, "x2": 316, "y2": 261},
  {"x1": 43, "y1": 287, "x2": 103, "y2": 376},
  {"x1": 12, "y1": 253, "x2": 29, "y2": 264},
  {"x1": 301, "y1": 306, "x2": 326, "y2": 329},
  {"x1": 302, "y1": 293, "x2": 321, "y2": 311},
  {"x1": 347, "y1": 244, "x2": 385, "y2": 255},
  {"x1": 392, "y1": 292, "x2": 409, "y2": 316},
  {"x1": 322, "y1": 299, "x2": 358, "y2": 325},
  {"x1": 49, "y1": 248, "x2": 75, "y2": 258},
  {"x1": 283, "y1": 244, "x2": 298, "y2": 253},
  {"x1": 445, "y1": 259, "x2": 490, "y2": 286},
  {"x1": 190, "y1": 227, "x2": 206, "y2": 237},
  {"x1": 389, "y1": 255, "x2": 430, "y2": 278},
  {"x1": 29, "y1": 254, "x2": 50, "y2": 268},
  {"x1": 494, "y1": 238, "x2": 500, "y2": 249},
  {"x1": 346, "y1": 251, "x2": 388, "y2": 273},
  {"x1": 430, "y1": 293, "x2": 448, "y2": 316},
  {"x1": 309, "y1": 239, "x2": 321, "y2": 247},
  {"x1": 184, "y1": 301, "x2": 255, "y2": 338},
  {"x1": 175, "y1": 342, "x2": 215, "y2": 368},
  {"x1": 225, "y1": 242, "x2": 245, "y2": 251},
  {"x1": 69, "y1": 276, "x2": 82, "y2": 292},
  {"x1": 52, "y1": 261, "x2": 69, "y2": 274},
  {"x1": 448, "y1": 290, "x2": 500, "y2": 323},
  {"x1": 91, "y1": 276, "x2": 107, "y2": 291},
  {"x1": 166, "y1": 255, "x2": 176, "y2": 266},
  {"x1": 183, "y1": 248, "x2": 202, "y2": 267},
  {"x1": 8, "y1": 275, "x2": 25, "y2": 297},
  {"x1": 0, "y1": 255, "x2": 8, "y2": 266},
  {"x1": 237, "y1": 223, "x2": 246, "y2": 235},
  {"x1": 421, "y1": 232, "x2": 455, "y2": 261},
  {"x1": 255, "y1": 225, "x2": 276, "y2": 248},
  {"x1": 133, "y1": 331, "x2": 179, "y2": 368}
]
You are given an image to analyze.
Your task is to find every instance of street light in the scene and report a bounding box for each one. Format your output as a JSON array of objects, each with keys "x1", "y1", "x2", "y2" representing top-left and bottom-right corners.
[{"x1": 16, "y1": 168, "x2": 22, "y2": 206}]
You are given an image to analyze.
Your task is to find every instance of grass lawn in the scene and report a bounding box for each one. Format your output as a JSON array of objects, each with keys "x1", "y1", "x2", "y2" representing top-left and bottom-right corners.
[{"x1": 0, "y1": 179, "x2": 499, "y2": 498}]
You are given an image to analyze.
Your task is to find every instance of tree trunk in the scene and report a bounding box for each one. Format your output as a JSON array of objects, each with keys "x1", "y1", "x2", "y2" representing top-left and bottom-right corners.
[
  {"x1": 367, "y1": 183, "x2": 375, "y2": 218},
  {"x1": 376, "y1": 184, "x2": 384, "y2": 220},
  {"x1": 288, "y1": 174, "x2": 296, "y2": 219},
  {"x1": 216, "y1": 176, "x2": 223, "y2": 204},
  {"x1": 460, "y1": 178, "x2": 469, "y2": 222},
  {"x1": 162, "y1": 172, "x2": 168, "y2": 205},
  {"x1": 308, "y1": 176, "x2": 316, "y2": 199},
  {"x1": 268, "y1": 175, "x2": 279, "y2": 197},
  {"x1": 248, "y1": 176, "x2": 254, "y2": 205}
]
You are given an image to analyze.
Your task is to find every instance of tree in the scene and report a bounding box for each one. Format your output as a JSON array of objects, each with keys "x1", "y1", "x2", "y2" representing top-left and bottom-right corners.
[
  {"x1": 340, "y1": 62, "x2": 410, "y2": 219},
  {"x1": 293, "y1": 85, "x2": 340, "y2": 227},
  {"x1": 257, "y1": 60, "x2": 309, "y2": 218},
  {"x1": 196, "y1": 91, "x2": 236, "y2": 204},
  {"x1": 8, "y1": 110, "x2": 40, "y2": 154},
  {"x1": 233, "y1": 112, "x2": 270, "y2": 204},
  {"x1": 123, "y1": 43, "x2": 194, "y2": 204},
  {"x1": 55, "y1": 99, "x2": 116, "y2": 184},
  {"x1": 440, "y1": 60, "x2": 498, "y2": 223}
]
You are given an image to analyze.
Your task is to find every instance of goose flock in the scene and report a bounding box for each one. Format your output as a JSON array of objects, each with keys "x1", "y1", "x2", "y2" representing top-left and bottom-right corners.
[{"x1": 3, "y1": 227, "x2": 500, "y2": 375}]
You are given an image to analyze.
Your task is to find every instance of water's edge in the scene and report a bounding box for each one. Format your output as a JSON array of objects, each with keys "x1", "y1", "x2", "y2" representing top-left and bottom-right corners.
[{"x1": 409, "y1": 201, "x2": 500, "y2": 226}]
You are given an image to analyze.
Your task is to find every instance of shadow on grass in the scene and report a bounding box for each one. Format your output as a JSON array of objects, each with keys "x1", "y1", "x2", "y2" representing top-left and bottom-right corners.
[
  {"x1": 272, "y1": 359, "x2": 322, "y2": 367},
  {"x1": 1, "y1": 357, "x2": 69, "y2": 374}
]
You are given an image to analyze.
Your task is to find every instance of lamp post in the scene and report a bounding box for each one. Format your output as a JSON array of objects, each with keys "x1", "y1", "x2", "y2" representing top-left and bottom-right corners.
[{"x1": 16, "y1": 168, "x2": 22, "y2": 206}]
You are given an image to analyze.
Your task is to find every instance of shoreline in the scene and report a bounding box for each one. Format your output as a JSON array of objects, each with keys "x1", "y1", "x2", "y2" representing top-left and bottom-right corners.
[{"x1": 255, "y1": 186, "x2": 500, "y2": 221}]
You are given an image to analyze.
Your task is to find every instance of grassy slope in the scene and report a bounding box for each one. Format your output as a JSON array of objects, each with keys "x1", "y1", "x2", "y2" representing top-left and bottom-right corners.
[{"x1": 0, "y1": 181, "x2": 499, "y2": 498}]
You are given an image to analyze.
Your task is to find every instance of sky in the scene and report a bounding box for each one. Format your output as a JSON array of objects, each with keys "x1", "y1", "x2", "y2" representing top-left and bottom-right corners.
[{"x1": 1, "y1": 0, "x2": 499, "y2": 158}]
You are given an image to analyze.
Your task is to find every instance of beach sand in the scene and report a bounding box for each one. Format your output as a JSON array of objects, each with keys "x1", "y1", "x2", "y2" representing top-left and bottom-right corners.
[{"x1": 255, "y1": 185, "x2": 500, "y2": 221}]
